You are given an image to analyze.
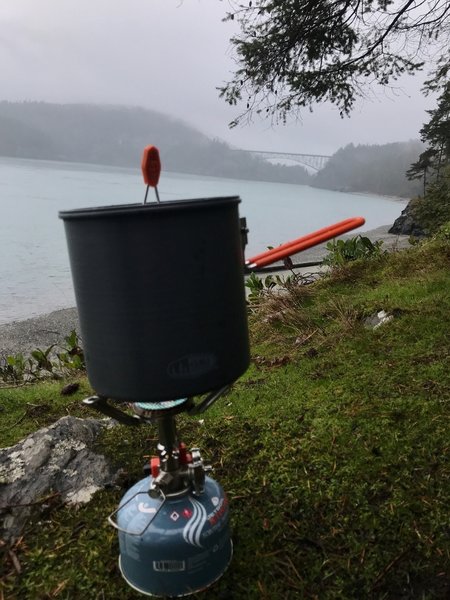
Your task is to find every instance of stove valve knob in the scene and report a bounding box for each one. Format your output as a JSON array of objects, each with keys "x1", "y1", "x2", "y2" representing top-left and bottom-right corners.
[
  {"x1": 149, "y1": 470, "x2": 173, "y2": 498},
  {"x1": 188, "y1": 448, "x2": 206, "y2": 496},
  {"x1": 150, "y1": 456, "x2": 160, "y2": 478}
]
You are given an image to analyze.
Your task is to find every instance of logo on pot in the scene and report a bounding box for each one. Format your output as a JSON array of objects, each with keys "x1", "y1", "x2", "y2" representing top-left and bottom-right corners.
[{"x1": 167, "y1": 353, "x2": 217, "y2": 379}]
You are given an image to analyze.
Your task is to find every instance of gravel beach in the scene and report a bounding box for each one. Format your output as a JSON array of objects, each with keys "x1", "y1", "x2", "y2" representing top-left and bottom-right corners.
[
  {"x1": 0, "y1": 225, "x2": 410, "y2": 357},
  {"x1": 0, "y1": 308, "x2": 80, "y2": 358}
]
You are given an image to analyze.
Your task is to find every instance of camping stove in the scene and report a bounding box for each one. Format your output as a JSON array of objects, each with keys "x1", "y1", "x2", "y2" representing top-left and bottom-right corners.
[
  {"x1": 60, "y1": 145, "x2": 366, "y2": 598},
  {"x1": 84, "y1": 389, "x2": 232, "y2": 597}
]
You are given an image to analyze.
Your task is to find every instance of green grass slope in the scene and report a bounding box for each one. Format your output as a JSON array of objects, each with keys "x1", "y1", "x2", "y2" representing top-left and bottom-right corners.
[{"x1": 1, "y1": 236, "x2": 449, "y2": 599}]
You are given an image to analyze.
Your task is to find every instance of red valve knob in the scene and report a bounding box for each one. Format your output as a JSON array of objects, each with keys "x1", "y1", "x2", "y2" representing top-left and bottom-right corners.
[
  {"x1": 179, "y1": 442, "x2": 193, "y2": 465},
  {"x1": 150, "y1": 456, "x2": 160, "y2": 478}
]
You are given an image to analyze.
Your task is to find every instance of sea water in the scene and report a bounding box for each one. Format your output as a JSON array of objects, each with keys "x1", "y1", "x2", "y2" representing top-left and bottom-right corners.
[{"x1": 0, "y1": 156, "x2": 406, "y2": 324}]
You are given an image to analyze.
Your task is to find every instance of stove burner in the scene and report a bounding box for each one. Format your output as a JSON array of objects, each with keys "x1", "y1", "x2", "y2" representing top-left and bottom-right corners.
[
  {"x1": 83, "y1": 386, "x2": 233, "y2": 597},
  {"x1": 131, "y1": 398, "x2": 190, "y2": 419}
]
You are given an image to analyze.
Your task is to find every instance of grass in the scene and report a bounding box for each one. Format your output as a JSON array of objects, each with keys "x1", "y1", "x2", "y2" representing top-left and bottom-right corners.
[
  {"x1": 1, "y1": 237, "x2": 449, "y2": 599},
  {"x1": 0, "y1": 380, "x2": 93, "y2": 448}
]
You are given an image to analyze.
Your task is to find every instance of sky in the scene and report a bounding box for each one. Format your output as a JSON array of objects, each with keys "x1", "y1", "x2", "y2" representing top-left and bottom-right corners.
[{"x1": 0, "y1": 0, "x2": 438, "y2": 156}]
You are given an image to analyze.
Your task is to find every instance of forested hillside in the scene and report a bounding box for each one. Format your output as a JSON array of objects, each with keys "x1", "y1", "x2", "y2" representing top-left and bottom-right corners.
[
  {"x1": 311, "y1": 141, "x2": 424, "y2": 197},
  {"x1": 0, "y1": 102, "x2": 429, "y2": 198},
  {"x1": 0, "y1": 101, "x2": 310, "y2": 184}
]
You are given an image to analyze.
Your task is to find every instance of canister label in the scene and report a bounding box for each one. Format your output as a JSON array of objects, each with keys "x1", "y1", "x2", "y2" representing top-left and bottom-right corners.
[{"x1": 153, "y1": 559, "x2": 186, "y2": 572}]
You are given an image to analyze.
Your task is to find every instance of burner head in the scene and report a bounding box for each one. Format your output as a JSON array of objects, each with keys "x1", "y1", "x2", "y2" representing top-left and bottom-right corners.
[{"x1": 131, "y1": 398, "x2": 190, "y2": 419}]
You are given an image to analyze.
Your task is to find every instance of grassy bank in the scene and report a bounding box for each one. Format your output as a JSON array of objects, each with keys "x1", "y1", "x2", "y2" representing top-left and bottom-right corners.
[{"x1": 1, "y1": 236, "x2": 449, "y2": 599}]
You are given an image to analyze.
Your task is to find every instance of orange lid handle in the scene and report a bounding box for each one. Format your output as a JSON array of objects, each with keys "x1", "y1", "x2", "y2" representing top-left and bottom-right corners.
[{"x1": 141, "y1": 145, "x2": 161, "y2": 187}]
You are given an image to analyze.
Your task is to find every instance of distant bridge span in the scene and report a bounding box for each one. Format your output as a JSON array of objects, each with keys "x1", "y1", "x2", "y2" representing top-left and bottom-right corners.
[{"x1": 241, "y1": 150, "x2": 331, "y2": 172}]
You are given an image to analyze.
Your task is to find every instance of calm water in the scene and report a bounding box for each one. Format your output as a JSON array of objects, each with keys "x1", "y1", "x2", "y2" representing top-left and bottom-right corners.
[{"x1": 0, "y1": 156, "x2": 406, "y2": 324}]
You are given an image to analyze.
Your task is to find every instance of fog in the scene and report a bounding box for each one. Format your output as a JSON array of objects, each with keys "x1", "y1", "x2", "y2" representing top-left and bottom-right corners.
[{"x1": 0, "y1": 0, "x2": 437, "y2": 155}]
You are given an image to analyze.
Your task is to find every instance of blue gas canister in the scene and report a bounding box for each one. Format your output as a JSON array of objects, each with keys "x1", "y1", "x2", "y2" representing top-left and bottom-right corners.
[{"x1": 115, "y1": 475, "x2": 232, "y2": 597}]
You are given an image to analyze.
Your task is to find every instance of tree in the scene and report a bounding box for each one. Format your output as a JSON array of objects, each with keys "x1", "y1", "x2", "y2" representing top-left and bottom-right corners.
[
  {"x1": 403, "y1": 165, "x2": 450, "y2": 234},
  {"x1": 420, "y1": 79, "x2": 450, "y2": 176},
  {"x1": 402, "y1": 73, "x2": 450, "y2": 234},
  {"x1": 406, "y1": 148, "x2": 435, "y2": 195},
  {"x1": 407, "y1": 72, "x2": 450, "y2": 189},
  {"x1": 313, "y1": 140, "x2": 424, "y2": 196},
  {"x1": 219, "y1": 0, "x2": 450, "y2": 125}
]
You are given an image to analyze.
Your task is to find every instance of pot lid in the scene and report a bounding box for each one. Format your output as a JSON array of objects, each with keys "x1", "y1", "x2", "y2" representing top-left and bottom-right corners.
[{"x1": 59, "y1": 196, "x2": 240, "y2": 220}]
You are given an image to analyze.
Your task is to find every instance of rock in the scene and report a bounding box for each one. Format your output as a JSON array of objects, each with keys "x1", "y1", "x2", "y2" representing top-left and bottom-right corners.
[
  {"x1": 389, "y1": 201, "x2": 427, "y2": 237},
  {"x1": 0, "y1": 416, "x2": 120, "y2": 543},
  {"x1": 364, "y1": 310, "x2": 394, "y2": 329},
  {"x1": 60, "y1": 382, "x2": 81, "y2": 396}
]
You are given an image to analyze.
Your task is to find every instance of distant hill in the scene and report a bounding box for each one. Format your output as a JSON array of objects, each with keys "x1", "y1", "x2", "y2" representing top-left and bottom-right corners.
[
  {"x1": 311, "y1": 141, "x2": 424, "y2": 198},
  {"x1": 0, "y1": 101, "x2": 310, "y2": 184}
]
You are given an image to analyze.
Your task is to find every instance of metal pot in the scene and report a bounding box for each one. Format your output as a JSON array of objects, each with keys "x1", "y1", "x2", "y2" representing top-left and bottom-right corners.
[{"x1": 59, "y1": 196, "x2": 249, "y2": 402}]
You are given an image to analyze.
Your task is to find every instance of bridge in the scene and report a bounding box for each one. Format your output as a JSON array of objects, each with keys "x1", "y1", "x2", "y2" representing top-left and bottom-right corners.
[{"x1": 240, "y1": 150, "x2": 331, "y2": 172}]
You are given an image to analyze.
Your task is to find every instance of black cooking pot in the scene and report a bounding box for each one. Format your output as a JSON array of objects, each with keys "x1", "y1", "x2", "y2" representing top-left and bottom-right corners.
[{"x1": 59, "y1": 197, "x2": 249, "y2": 402}]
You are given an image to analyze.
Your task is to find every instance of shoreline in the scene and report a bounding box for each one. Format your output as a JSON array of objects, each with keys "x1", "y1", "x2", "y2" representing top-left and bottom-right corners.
[
  {"x1": 0, "y1": 225, "x2": 411, "y2": 357},
  {"x1": 0, "y1": 308, "x2": 80, "y2": 358}
]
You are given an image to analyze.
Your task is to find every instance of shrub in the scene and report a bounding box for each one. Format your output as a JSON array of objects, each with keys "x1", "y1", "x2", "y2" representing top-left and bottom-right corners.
[{"x1": 323, "y1": 235, "x2": 385, "y2": 268}]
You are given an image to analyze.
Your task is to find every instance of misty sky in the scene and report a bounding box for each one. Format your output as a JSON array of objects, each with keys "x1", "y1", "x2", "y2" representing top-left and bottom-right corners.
[{"x1": 0, "y1": 0, "x2": 437, "y2": 155}]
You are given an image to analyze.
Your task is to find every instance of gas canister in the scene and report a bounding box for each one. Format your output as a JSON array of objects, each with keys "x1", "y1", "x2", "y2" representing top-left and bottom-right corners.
[{"x1": 115, "y1": 475, "x2": 232, "y2": 597}]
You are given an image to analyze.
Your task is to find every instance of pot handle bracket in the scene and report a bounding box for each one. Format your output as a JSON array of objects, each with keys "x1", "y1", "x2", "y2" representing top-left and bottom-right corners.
[
  {"x1": 82, "y1": 385, "x2": 232, "y2": 423},
  {"x1": 83, "y1": 396, "x2": 142, "y2": 426},
  {"x1": 187, "y1": 384, "x2": 232, "y2": 416}
]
